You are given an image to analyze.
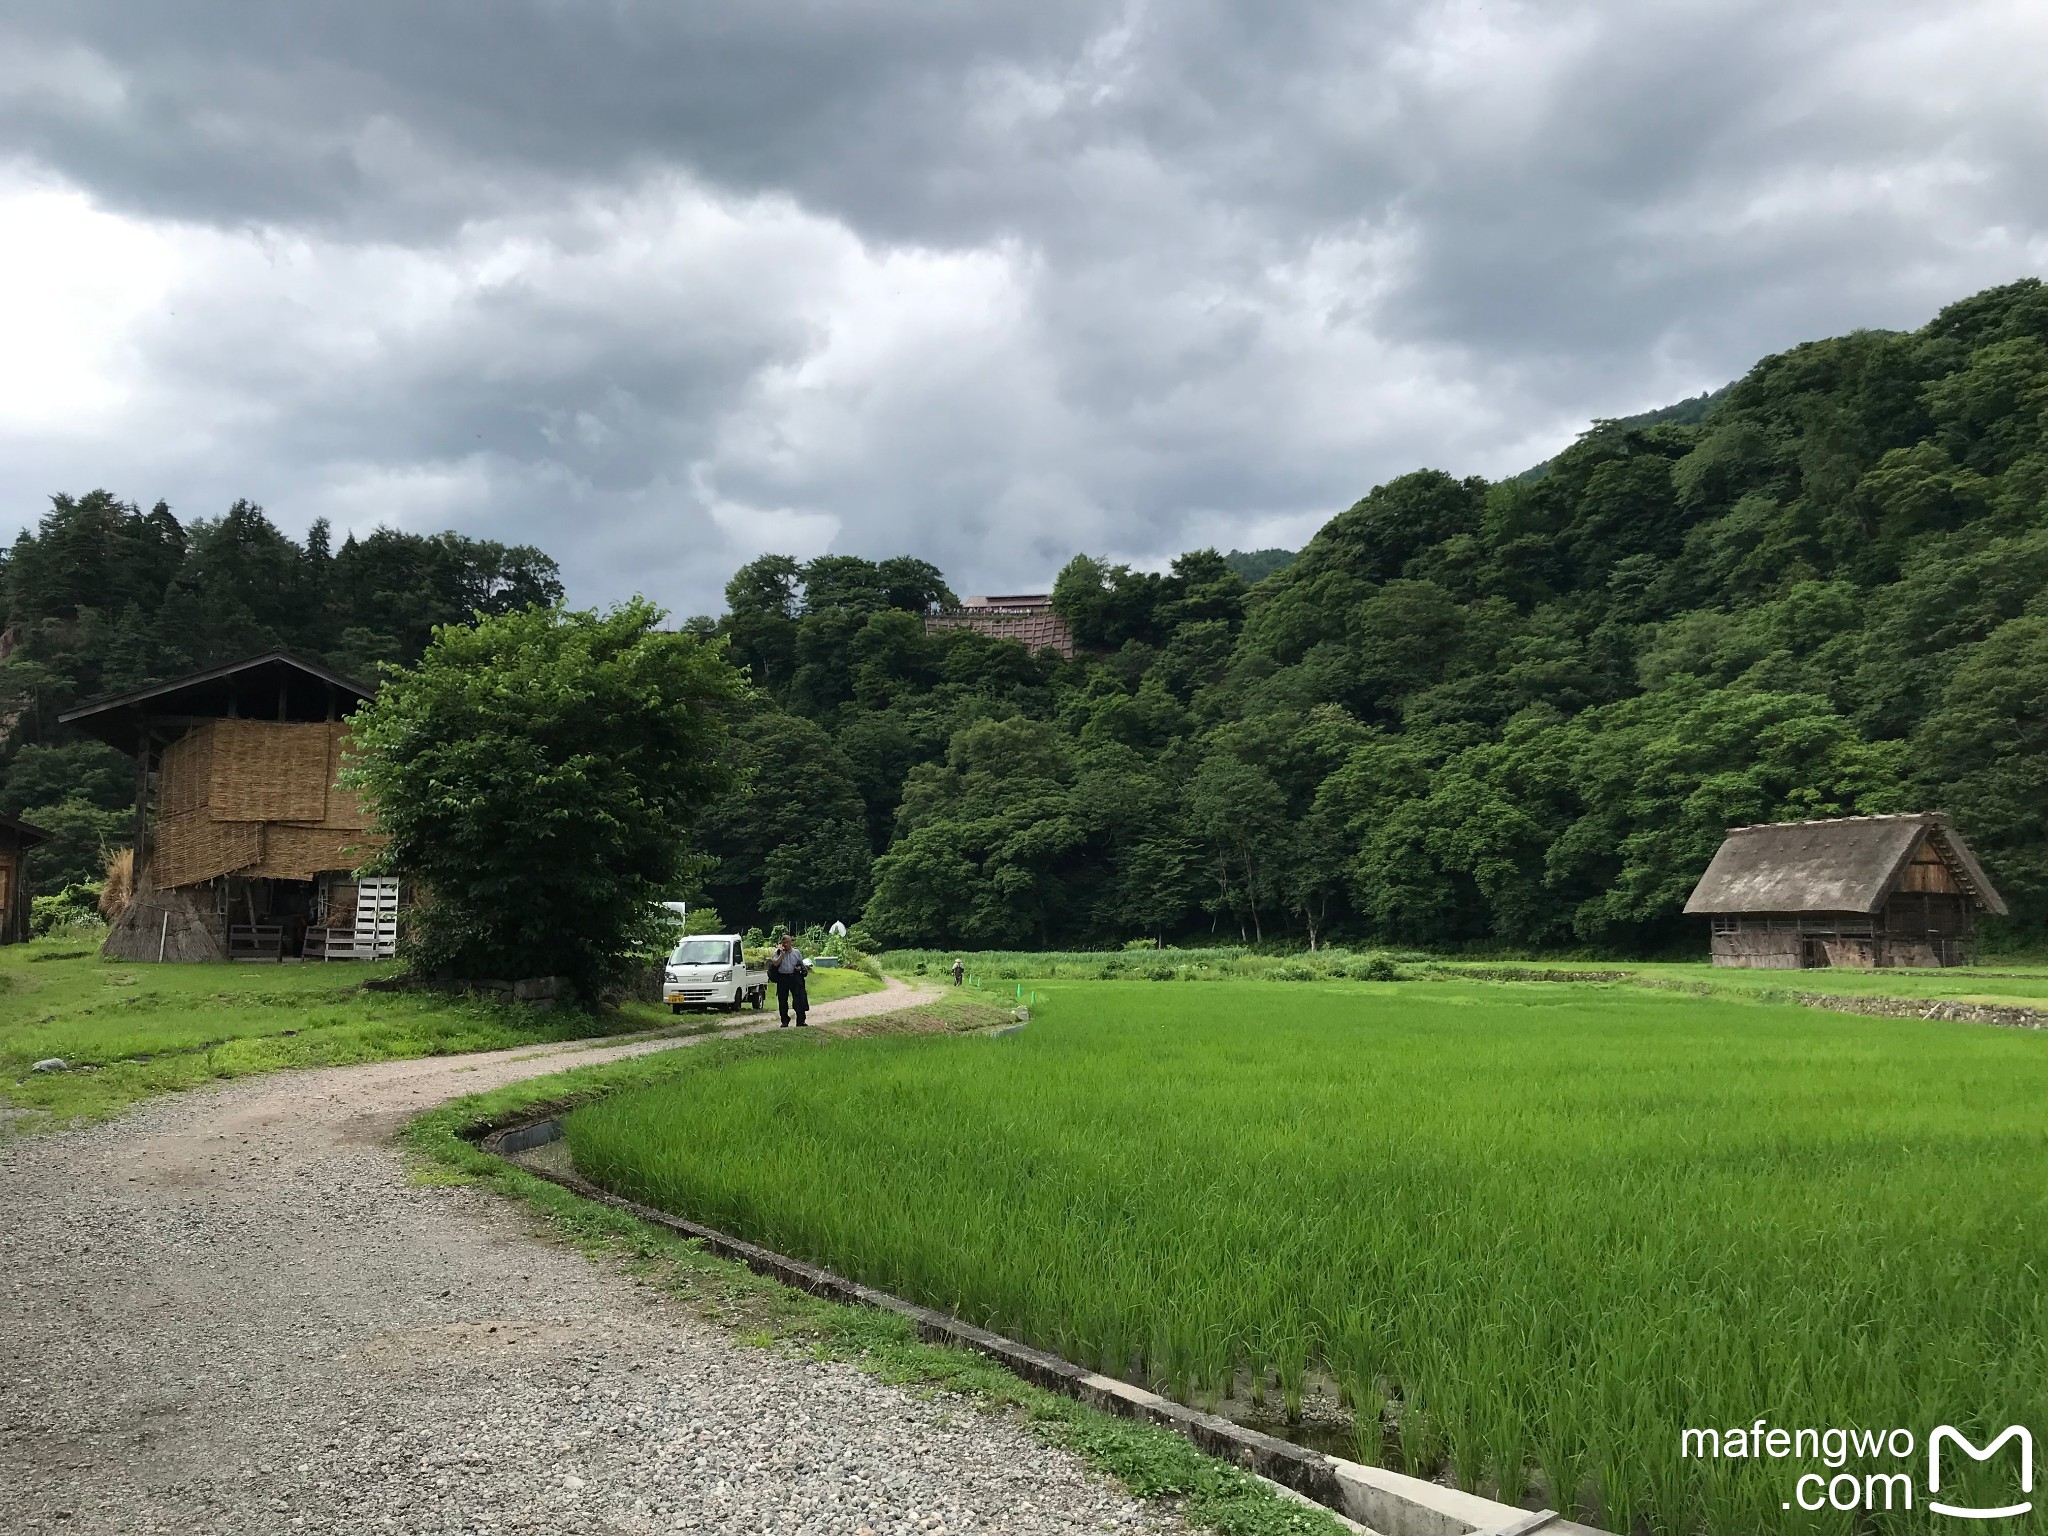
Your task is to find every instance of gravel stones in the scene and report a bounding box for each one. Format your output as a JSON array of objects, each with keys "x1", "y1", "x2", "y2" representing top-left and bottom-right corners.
[{"x1": 2, "y1": 983, "x2": 1184, "y2": 1535}]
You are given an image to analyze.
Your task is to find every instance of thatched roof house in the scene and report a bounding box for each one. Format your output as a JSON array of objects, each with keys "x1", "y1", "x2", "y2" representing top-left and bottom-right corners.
[
  {"x1": 59, "y1": 653, "x2": 390, "y2": 962},
  {"x1": 1684, "y1": 813, "x2": 2005, "y2": 968},
  {"x1": 0, "y1": 814, "x2": 53, "y2": 945}
]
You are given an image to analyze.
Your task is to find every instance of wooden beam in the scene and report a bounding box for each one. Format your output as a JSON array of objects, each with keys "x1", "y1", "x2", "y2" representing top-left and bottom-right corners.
[{"x1": 132, "y1": 727, "x2": 150, "y2": 883}]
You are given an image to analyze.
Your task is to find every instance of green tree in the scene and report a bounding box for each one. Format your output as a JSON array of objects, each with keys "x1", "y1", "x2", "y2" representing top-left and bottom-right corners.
[
  {"x1": 1185, "y1": 751, "x2": 1288, "y2": 942},
  {"x1": 344, "y1": 601, "x2": 745, "y2": 995},
  {"x1": 698, "y1": 710, "x2": 874, "y2": 928},
  {"x1": 864, "y1": 717, "x2": 1082, "y2": 947},
  {"x1": 1913, "y1": 615, "x2": 2048, "y2": 935},
  {"x1": 723, "y1": 554, "x2": 803, "y2": 689}
]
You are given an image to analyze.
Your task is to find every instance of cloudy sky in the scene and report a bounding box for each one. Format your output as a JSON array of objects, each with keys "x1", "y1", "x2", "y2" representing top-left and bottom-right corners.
[{"x1": 3, "y1": 2, "x2": 2044, "y2": 616}]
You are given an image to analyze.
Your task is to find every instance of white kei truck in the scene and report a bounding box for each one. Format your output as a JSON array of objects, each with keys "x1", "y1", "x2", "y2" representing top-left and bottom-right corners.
[{"x1": 662, "y1": 933, "x2": 769, "y2": 1014}]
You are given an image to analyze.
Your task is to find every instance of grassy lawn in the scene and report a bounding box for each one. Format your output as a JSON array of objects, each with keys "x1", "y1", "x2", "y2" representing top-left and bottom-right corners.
[
  {"x1": 564, "y1": 976, "x2": 2048, "y2": 1535},
  {"x1": 0, "y1": 938, "x2": 684, "y2": 1132}
]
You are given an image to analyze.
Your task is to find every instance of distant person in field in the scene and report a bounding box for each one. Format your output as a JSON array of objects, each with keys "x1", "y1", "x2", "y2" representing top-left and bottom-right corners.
[
  {"x1": 951, "y1": 957, "x2": 964, "y2": 987},
  {"x1": 772, "y1": 933, "x2": 810, "y2": 1027}
]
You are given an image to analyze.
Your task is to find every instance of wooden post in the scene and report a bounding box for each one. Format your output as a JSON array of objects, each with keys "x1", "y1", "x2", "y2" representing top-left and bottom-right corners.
[{"x1": 133, "y1": 726, "x2": 150, "y2": 886}]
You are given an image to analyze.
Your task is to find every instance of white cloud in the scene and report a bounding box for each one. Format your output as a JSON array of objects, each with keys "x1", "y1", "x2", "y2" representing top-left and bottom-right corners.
[
  {"x1": 0, "y1": 1, "x2": 2043, "y2": 614},
  {"x1": 0, "y1": 173, "x2": 179, "y2": 428}
]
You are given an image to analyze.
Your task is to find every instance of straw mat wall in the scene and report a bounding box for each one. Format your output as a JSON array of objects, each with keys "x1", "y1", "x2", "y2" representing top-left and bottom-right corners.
[
  {"x1": 208, "y1": 719, "x2": 329, "y2": 821},
  {"x1": 153, "y1": 811, "x2": 263, "y2": 889},
  {"x1": 323, "y1": 726, "x2": 373, "y2": 831},
  {"x1": 245, "y1": 825, "x2": 372, "y2": 882},
  {"x1": 153, "y1": 719, "x2": 384, "y2": 888}
]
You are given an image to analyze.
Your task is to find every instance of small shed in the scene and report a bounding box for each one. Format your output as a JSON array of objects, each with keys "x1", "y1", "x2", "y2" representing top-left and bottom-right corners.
[
  {"x1": 0, "y1": 815, "x2": 54, "y2": 945},
  {"x1": 58, "y1": 652, "x2": 390, "y2": 962},
  {"x1": 1683, "y1": 813, "x2": 2005, "y2": 968}
]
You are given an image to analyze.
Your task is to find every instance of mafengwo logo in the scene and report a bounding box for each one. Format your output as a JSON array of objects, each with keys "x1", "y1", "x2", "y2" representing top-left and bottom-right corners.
[
  {"x1": 1929, "y1": 1425, "x2": 2033, "y2": 1521},
  {"x1": 1679, "y1": 1421, "x2": 2033, "y2": 1517}
]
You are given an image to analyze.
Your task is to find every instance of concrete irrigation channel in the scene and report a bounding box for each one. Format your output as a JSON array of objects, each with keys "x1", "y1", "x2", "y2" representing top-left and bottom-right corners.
[{"x1": 479, "y1": 1120, "x2": 1604, "y2": 1536}]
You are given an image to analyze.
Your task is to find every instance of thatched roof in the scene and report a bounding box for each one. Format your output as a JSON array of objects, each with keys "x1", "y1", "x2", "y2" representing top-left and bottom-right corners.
[
  {"x1": 1684, "y1": 813, "x2": 2007, "y2": 917},
  {"x1": 59, "y1": 652, "x2": 374, "y2": 753}
]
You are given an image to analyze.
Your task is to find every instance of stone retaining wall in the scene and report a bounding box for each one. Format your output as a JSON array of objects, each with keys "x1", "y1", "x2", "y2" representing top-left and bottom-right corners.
[{"x1": 1795, "y1": 992, "x2": 2048, "y2": 1030}]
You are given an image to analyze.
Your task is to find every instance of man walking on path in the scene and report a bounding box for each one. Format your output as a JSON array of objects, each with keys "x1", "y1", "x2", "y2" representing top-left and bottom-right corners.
[
  {"x1": 772, "y1": 933, "x2": 810, "y2": 1027},
  {"x1": 951, "y1": 957, "x2": 965, "y2": 987}
]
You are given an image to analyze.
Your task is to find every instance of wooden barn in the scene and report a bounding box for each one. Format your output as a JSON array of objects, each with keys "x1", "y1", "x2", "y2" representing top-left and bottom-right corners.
[
  {"x1": 1683, "y1": 813, "x2": 2005, "y2": 968},
  {"x1": 0, "y1": 814, "x2": 53, "y2": 945},
  {"x1": 58, "y1": 653, "x2": 395, "y2": 962}
]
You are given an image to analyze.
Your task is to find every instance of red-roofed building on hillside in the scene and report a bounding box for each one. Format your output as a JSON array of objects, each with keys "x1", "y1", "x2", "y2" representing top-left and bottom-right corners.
[{"x1": 923, "y1": 594, "x2": 1075, "y2": 658}]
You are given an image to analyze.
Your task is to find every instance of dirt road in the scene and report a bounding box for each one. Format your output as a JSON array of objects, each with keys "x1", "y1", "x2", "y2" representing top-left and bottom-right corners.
[{"x1": 0, "y1": 979, "x2": 1183, "y2": 1535}]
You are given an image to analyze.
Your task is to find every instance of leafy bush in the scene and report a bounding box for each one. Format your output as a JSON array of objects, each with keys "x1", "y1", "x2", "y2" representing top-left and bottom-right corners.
[
  {"x1": 31, "y1": 882, "x2": 104, "y2": 938},
  {"x1": 344, "y1": 600, "x2": 745, "y2": 997},
  {"x1": 1363, "y1": 955, "x2": 1402, "y2": 982}
]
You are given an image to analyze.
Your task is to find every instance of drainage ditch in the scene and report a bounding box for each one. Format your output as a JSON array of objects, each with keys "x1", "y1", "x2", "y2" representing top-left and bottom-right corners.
[{"x1": 470, "y1": 1109, "x2": 1602, "y2": 1536}]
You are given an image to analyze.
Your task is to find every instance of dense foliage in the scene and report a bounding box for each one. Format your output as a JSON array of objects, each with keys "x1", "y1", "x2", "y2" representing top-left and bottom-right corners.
[
  {"x1": 0, "y1": 494, "x2": 562, "y2": 887},
  {"x1": 343, "y1": 601, "x2": 745, "y2": 995},
  {"x1": 700, "y1": 279, "x2": 2048, "y2": 951}
]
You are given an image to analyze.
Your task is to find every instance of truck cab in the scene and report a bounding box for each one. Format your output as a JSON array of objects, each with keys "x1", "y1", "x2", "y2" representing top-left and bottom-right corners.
[{"x1": 663, "y1": 934, "x2": 768, "y2": 1013}]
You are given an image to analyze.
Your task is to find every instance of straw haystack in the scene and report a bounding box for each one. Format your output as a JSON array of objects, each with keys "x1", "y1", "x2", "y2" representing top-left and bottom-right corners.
[{"x1": 99, "y1": 847, "x2": 133, "y2": 923}]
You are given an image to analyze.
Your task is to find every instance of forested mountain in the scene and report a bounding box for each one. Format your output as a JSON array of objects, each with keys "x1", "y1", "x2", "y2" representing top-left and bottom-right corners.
[
  {"x1": 12, "y1": 278, "x2": 2048, "y2": 954},
  {"x1": 1221, "y1": 548, "x2": 1296, "y2": 583},
  {"x1": 702, "y1": 278, "x2": 2048, "y2": 952},
  {"x1": 0, "y1": 495, "x2": 562, "y2": 886}
]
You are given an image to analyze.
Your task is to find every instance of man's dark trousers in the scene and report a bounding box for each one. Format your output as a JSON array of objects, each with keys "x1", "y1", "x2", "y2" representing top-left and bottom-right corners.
[{"x1": 775, "y1": 974, "x2": 808, "y2": 1026}]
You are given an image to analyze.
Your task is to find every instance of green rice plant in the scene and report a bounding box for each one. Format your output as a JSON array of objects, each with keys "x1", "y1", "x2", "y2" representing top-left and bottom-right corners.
[{"x1": 566, "y1": 980, "x2": 2048, "y2": 1535}]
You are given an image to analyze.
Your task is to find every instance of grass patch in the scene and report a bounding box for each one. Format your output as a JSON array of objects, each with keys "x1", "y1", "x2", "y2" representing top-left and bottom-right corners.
[
  {"x1": 887, "y1": 945, "x2": 2048, "y2": 1010},
  {"x1": 799, "y1": 964, "x2": 887, "y2": 1004},
  {"x1": 564, "y1": 978, "x2": 2048, "y2": 1534},
  {"x1": 0, "y1": 937, "x2": 684, "y2": 1133},
  {"x1": 404, "y1": 1029, "x2": 1340, "y2": 1536}
]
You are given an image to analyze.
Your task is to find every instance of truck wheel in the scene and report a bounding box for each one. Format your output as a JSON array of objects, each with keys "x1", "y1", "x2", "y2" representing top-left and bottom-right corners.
[
  {"x1": 751, "y1": 989, "x2": 765, "y2": 1011},
  {"x1": 671, "y1": 1004, "x2": 684, "y2": 1016},
  {"x1": 727, "y1": 995, "x2": 744, "y2": 1013}
]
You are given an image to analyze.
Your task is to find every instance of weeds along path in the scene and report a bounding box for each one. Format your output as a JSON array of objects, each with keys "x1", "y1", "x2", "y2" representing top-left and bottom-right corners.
[{"x1": 0, "y1": 975, "x2": 1188, "y2": 1536}]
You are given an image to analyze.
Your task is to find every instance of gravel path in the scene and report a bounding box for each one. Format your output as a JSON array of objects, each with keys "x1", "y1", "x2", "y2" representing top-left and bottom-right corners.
[{"x1": 0, "y1": 979, "x2": 1188, "y2": 1536}]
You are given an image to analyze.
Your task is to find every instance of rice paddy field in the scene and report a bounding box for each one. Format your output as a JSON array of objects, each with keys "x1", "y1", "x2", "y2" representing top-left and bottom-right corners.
[{"x1": 566, "y1": 976, "x2": 2048, "y2": 1533}]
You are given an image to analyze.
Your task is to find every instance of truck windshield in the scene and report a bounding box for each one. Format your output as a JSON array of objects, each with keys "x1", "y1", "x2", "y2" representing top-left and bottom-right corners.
[{"x1": 669, "y1": 939, "x2": 735, "y2": 966}]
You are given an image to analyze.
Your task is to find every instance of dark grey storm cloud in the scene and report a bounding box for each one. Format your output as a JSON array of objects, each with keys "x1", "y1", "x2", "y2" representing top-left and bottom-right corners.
[{"x1": 1, "y1": 1, "x2": 2043, "y2": 614}]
